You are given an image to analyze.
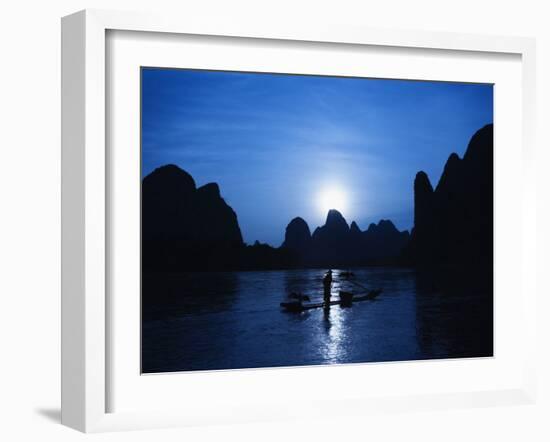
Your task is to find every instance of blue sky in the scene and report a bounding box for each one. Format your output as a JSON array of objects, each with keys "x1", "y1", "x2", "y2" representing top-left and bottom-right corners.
[{"x1": 142, "y1": 68, "x2": 493, "y2": 246}]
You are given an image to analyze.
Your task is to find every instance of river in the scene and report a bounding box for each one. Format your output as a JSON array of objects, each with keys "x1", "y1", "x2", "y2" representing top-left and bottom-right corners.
[{"x1": 142, "y1": 267, "x2": 492, "y2": 373}]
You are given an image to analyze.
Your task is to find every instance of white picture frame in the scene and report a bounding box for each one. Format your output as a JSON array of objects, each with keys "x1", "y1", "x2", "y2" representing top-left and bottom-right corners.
[{"x1": 61, "y1": 9, "x2": 537, "y2": 433}]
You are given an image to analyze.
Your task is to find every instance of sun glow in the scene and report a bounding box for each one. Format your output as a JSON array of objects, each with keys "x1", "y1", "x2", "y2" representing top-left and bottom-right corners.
[{"x1": 317, "y1": 187, "x2": 348, "y2": 215}]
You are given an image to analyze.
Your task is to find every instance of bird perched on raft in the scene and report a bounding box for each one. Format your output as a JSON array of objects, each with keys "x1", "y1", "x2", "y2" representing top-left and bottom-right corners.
[
  {"x1": 280, "y1": 289, "x2": 383, "y2": 312},
  {"x1": 288, "y1": 292, "x2": 310, "y2": 302}
]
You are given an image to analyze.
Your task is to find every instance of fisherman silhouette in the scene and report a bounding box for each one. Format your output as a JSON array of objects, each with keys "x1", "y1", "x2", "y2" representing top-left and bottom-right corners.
[{"x1": 323, "y1": 270, "x2": 333, "y2": 309}]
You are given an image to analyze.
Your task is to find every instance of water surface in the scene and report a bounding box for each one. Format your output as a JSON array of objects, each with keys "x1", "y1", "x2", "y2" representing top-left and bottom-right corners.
[{"x1": 142, "y1": 268, "x2": 492, "y2": 373}]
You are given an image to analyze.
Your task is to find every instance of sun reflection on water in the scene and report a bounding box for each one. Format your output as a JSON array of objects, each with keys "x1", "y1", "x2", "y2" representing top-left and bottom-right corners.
[{"x1": 319, "y1": 281, "x2": 349, "y2": 363}]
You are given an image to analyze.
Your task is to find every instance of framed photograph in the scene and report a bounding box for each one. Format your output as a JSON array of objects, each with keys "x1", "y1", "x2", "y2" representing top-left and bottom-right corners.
[{"x1": 61, "y1": 9, "x2": 537, "y2": 432}]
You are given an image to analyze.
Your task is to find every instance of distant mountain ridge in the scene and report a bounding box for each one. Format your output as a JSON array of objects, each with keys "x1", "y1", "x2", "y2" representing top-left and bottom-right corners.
[
  {"x1": 142, "y1": 123, "x2": 493, "y2": 273},
  {"x1": 142, "y1": 166, "x2": 408, "y2": 270},
  {"x1": 282, "y1": 210, "x2": 409, "y2": 267}
]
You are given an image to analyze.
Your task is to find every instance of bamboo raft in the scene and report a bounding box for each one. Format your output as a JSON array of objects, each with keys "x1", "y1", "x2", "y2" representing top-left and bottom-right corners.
[{"x1": 280, "y1": 289, "x2": 382, "y2": 313}]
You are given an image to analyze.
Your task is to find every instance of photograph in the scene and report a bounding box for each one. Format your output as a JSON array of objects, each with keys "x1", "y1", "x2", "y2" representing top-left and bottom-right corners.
[{"x1": 140, "y1": 68, "x2": 494, "y2": 374}]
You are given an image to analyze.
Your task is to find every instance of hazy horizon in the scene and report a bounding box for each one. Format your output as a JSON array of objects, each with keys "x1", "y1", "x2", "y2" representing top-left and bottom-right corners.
[{"x1": 142, "y1": 68, "x2": 493, "y2": 246}]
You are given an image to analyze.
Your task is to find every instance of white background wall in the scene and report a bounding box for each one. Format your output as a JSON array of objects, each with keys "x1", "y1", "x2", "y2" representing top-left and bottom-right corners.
[{"x1": 0, "y1": 1, "x2": 548, "y2": 441}]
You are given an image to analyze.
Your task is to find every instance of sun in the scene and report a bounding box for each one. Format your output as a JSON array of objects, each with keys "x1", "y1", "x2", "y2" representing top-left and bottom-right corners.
[{"x1": 317, "y1": 187, "x2": 348, "y2": 215}]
